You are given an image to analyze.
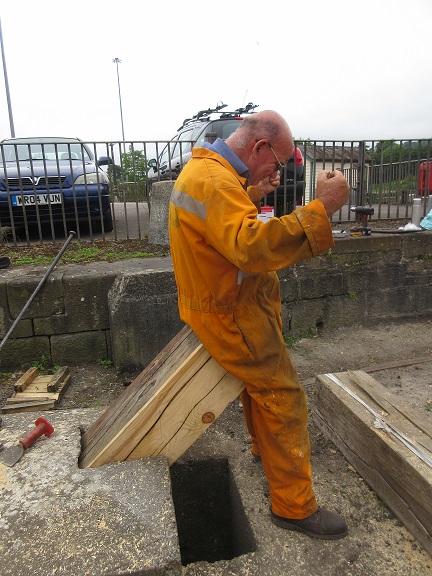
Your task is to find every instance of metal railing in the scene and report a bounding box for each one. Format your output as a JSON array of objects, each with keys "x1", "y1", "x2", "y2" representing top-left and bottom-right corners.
[{"x1": 1, "y1": 138, "x2": 431, "y2": 246}]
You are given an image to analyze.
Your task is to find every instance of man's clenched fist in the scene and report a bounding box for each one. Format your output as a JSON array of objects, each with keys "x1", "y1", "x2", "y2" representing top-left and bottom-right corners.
[{"x1": 316, "y1": 170, "x2": 350, "y2": 217}]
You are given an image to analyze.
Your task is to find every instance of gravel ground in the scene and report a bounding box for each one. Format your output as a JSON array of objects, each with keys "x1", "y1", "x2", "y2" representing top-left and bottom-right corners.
[{"x1": 1, "y1": 317, "x2": 431, "y2": 575}]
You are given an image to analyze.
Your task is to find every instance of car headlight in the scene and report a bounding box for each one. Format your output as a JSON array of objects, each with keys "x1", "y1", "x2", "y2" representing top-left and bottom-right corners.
[{"x1": 75, "y1": 172, "x2": 107, "y2": 185}]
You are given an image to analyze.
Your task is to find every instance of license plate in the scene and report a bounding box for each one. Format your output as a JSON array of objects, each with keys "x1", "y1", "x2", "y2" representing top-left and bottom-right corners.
[{"x1": 11, "y1": 193, "x2": 62, "y2": 207}]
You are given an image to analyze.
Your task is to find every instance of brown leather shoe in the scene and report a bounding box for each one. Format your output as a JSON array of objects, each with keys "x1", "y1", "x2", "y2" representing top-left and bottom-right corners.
[{"x1": 271, "y1": 507, "x2": 348, "y2": 540}]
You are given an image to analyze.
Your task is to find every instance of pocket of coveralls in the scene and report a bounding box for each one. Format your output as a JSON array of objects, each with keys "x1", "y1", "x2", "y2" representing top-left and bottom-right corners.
[{"x1": 233, "y1": 274, "x2": 283, "y2": 363}]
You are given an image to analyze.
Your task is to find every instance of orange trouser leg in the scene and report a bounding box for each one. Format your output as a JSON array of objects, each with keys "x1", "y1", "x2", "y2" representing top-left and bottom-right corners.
[
  {"x1": 240, "y1": 362, "x2": 317, "y2": 519},
  {"x1": 184, "y1": 273, "x2": 318, "y2": 519},
  {"x1": 240, "y1": 389, "x2": 260, "y2": 456},
  {"x1": 239, "y1": 357, "x2": 317, "y2": 519}
]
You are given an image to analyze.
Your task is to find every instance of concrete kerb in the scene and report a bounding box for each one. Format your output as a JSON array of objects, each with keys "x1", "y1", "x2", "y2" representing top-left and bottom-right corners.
[{"x1": 0, "y1": 410, "x2": 181, "y2": 576}]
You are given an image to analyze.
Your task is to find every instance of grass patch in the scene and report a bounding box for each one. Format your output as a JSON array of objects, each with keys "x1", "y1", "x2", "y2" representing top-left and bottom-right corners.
[
  {"x1": 32, "y1": 354, "x2": 60, "y2": 374},
  {"x1": 97, "y1": 358, "x2": 113, "y2": 369},
  {"x1": 0, "y1": 239, "x2": 170, "y2": 266}
]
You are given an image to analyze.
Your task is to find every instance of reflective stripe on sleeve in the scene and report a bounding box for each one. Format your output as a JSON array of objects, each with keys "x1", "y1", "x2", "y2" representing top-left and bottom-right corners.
[{"x1": 171, "y1": 187, "x2": 206, "y2": 220}]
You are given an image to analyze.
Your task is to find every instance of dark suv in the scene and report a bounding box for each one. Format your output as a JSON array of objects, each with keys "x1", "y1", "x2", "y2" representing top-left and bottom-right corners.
[{"x1": 147, "y1": 103, "x2": 305, "y2": 215}]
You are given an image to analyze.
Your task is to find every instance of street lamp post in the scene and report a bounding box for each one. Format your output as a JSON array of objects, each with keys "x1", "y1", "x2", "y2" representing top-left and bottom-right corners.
[
  {"x1": 112, "y1": 57, "x2": 125, "y2": 152},
  {"x1": 0, "y1": 17, "x2": 15, "y2": 138}
]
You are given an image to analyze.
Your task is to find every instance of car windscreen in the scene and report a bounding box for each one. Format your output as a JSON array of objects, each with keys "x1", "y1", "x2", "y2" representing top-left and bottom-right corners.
[
  {"x1": 195, "y1": 119, "x2": 244, "y2": 147},
  {"x1": 0, "y1": 142, "x2": 91, "y2": 162}
]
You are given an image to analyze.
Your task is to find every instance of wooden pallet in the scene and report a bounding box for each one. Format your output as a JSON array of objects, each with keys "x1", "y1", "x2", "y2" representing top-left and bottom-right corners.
[
  {"x1": 314, "y1": 370, "x2": 432, "y2": 556},
  {"x1": 2, "y1": 366, "x2": 71, "y2": 413},
  {"x1": 79, "y1": 326, "x2": 244, "y2": 468}
]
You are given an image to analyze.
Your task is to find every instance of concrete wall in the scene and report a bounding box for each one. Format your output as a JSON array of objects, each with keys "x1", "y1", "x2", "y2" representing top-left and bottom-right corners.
[{"x1": 0, "y1": 233, "x2": 431, "y2": 373}]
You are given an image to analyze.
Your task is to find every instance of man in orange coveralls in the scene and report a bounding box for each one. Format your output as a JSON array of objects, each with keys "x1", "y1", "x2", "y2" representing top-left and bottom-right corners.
[{"x1": 168, "y1": 110, "x2": 350, "y2": 539}]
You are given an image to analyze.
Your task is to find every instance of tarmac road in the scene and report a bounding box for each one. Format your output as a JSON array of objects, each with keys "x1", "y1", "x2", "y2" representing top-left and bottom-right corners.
[{"x1": 1, "y1": 202, "x2": 150, "y2": 245}]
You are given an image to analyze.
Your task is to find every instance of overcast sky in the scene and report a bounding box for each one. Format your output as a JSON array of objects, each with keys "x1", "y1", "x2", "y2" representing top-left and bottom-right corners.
[{"x1": 1, "y1": 0, "x2": 431, "y2": 144}]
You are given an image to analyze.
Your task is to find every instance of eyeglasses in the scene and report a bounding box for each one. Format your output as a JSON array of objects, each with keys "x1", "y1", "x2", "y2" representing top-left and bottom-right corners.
[{"x1": 267, "y1": 143, "x2": 285, "y2": 171}]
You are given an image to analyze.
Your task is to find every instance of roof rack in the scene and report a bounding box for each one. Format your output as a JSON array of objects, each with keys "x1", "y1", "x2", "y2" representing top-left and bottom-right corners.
[
  {"x1": 220, "y1": 102, "x2": 258, "y2": 118},
  {"x1": 179, "y1": 102, "x2": 258, "y2": 130}
]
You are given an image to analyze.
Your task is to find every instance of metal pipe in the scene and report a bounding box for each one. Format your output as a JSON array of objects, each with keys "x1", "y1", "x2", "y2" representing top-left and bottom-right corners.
[
  {"x1": 0, "y1": 17, "x2": 15, "y2": 138},
  {"x1": 0, "y1": 231, "x2": 76, "y2": 354}
]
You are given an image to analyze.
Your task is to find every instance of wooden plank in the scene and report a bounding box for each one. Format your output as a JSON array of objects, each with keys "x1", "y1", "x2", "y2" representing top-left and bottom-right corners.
[
  {"x1": 1, "y1": 400, "x2": 56, "y2": 413},
  {"x1": 345, "y1": 370, "x2": 432, "y2": 447},
  {"x1": 13, "y1": 367, "x2": 39, "y2": 392},
  {"x1": 128, "y1": 360, "x2": 244, "y2": 464},
  {"x1": 56, "y1": 373, "x2": 71, "y2": 399},
  {"x1": 82, "y1": 342, "x2": 213, "y2": 466},
  {"x1": 80, "y1": 325, "x2": 200, "y2": 464},
  {"x1": 25, "y1": 376, "x2": 53, "y2": 392},
  {"x1": 79, "y1": 326, "x2": 245, "y2": 469},
  {"x1": 5, "y1": 396, "x2": 53, "y2": 403},
  {"x1": 313, "y1": 370, "x2": 432, "y2": 556},
  {"x1": 46, "y1": 366, "x2": 70, "y2": 392},
  {"x1": 363, "y1": 357, "x2": 432, "y2": 373}
]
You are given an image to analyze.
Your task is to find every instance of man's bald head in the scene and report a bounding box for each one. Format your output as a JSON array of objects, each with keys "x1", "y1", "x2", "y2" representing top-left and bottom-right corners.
[{"x1": 226, "y1": 110, "x2": 294, "y2": 185}]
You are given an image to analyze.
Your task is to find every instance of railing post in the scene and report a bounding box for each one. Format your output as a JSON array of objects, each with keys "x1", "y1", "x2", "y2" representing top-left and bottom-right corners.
[{"x1": 357, "y1": 141, "x2": 367, "y2": 205}]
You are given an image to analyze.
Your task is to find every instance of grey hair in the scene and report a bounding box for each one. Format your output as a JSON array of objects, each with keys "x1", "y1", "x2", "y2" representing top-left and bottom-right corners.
[{"x1": 228, "y1": 113, "x2": 285, "y2": 147}]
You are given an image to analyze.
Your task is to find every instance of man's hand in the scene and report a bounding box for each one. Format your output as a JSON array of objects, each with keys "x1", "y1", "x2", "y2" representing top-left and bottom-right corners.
[
  {"x1": 256, "y1": 171, "x2": 281, "y2": 199},
  {"x1": 316, "y1": 170, "x2": 350, "y2": 217}
]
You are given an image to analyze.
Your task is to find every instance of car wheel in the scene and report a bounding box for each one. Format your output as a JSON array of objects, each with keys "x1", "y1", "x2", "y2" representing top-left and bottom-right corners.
[
  {"x1": 92, "y1": 211, "x2": 113, "y2": 233},
  {"x1": 102, "y1": 210, "x2": 114, "y2": 233}
]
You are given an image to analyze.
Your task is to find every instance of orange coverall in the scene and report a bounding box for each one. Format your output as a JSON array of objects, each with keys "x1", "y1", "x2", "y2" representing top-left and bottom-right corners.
[{"x1": 168, "y1": 146, "x2": 334, "y2": 519}]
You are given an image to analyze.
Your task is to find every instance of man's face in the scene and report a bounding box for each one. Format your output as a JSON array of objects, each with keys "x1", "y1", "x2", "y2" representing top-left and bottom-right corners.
[{"x1": 248, "y1": 138, "x2": 293, "y2": 185}]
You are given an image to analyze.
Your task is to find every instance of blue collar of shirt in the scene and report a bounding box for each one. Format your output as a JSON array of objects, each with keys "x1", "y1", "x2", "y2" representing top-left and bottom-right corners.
[{"x1": 202, "y1": 138, "x2": 249, "y2": 178}]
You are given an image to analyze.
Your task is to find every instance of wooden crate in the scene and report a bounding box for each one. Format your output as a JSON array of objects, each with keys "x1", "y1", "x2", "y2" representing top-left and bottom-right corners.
[
  {"x1": 79, "y1": 326, "x2": 244, "y2": 468},
  {"x1": 314, "y1": 370, "x2": 432, "y2": 556}
]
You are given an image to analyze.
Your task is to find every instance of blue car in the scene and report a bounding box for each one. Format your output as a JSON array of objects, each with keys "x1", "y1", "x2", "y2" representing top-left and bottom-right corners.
[{"x1": 0, "y1": 137, "x2": 113, "y2": 232}]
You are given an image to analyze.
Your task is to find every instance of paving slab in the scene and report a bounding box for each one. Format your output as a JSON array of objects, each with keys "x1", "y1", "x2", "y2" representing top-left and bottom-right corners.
[{"x1": 0, "y1": 409, "x2": 181, "y2": 576}]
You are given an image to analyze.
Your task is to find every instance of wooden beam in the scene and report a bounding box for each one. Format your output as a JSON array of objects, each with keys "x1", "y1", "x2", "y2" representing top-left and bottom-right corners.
[
  {"x1": 13, "y1": 367, "x2": 39, "y2": 392},
  {"x1": 363, "y1": 357, "x2": 432, "y2": 374},
  {"x1": 79, "y1": 326, "x2": 244, "y2": 469},
  {"x1": 46, "y1": 366, "x2": 70, "y2": 392},
  {"x1": 2, "y1": 400, "x2": 56, "y2": 413},
  {"x1": 314, "y1": 370, "x2": 432, "y2": 556}
]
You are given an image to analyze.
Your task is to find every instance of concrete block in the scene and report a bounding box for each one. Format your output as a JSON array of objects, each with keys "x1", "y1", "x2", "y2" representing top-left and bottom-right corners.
[
  {"x1": 0, "y1": 281, "x2": 10, "y2": 334},
  {"x1": 51, "y1": 331, "x2": 108, "y2": 365},
  {"x1": 402, "y1": 232, "x2": 432, "y2": 259},
  {"x1": 322, "y1": 293, "x2": 369, "y2": 331},
  {"x1": 109, "y1": 268, "x2": 184, "y2": 374},
  {"x1": 406, "y1": 284, "x2": 432, "y2": 314},
  {"x1": 343, "y1": 264, "x2": 404, "y2": 294},
  {"x1": 0, "y1": 336, "x2": 51, "y2": 371},
  {"x1": 7, "y1": 272, "x2": 64, "y2": 319},
  {"x1": 366, "y1": 287, "x2": 415, "y2": 320},
  {"x1": 282, "y1": 298, "x2": 325, "y2": 336},
  {"x1": 148, "y1": 180, "x2": 174, "y2": 245},
  {"x1": 0, "y1": 410, "x2": 181, "y2": 576},
  {"x1": 34, "y1": 313, "x2": 70, "y2": 335},
  {"x1": 277, "y1": 269, "x2": 299, "y2": 301},
  {"x1": 297, "y1": 267, "x2": 344, "y2": 300},
  {"x1": 62, "y1": 270, "x2": 117, "y2": 332},
  {"x1": 0, "y1": 316, "x2": 33, "y2": 340},
  {"x1": 335, "y1": 234, "x2": 402, "y2": 255}
]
